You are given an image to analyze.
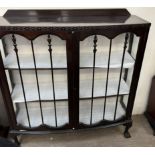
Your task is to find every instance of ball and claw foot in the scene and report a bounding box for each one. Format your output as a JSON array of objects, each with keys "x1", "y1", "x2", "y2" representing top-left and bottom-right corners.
[
  {"x1": 123, "y1": 122, "x2": 132, "y2": 138},
  {"x1": 9, "y1": 134, "x2": 21, "y2": 146},
  {"x1": 124, "y1": 131, "x2": 131, "y2": 138},
  {"x1": 14, "y1": 136, "x2": 20, "y2": 146}
]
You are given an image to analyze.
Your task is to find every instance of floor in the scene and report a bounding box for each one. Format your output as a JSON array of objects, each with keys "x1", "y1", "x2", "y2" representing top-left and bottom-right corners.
[{"x1": 20, "y1": 115, "x2": 155, "y2": 147}]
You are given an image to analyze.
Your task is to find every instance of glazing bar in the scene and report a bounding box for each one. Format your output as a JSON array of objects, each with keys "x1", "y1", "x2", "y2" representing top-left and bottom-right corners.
[
  {"x1": 90, "y1": 35, "x2": 97, "y2": 125},
  {"x1": 12, "y1": 34, "x2": 31, "y2": 127},
  {"x1": 103, "y1": 39, "x2": 112, "y2": 119},
  {"x1": 47, "y1": 34, "x2": 57, "y2": 127},
  {"x1": 31, "y1": 40, "x2": 44, "y2": 124},
  {"x1": 114, "y1": 33, "x2": 129, "y2": 120}
]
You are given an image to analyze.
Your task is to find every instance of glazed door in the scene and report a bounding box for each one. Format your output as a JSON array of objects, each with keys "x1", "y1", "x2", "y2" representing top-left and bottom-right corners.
[
  {"x1": 76, "y1": 30, "x2": 141, "y2": 128},
  {"x1": 0, "y1": 32, "x2": 72, "y2": 130}
]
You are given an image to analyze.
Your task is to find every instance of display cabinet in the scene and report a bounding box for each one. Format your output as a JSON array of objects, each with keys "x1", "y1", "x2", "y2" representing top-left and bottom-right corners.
[{"x1": 0, "y1": 9, "x2": 150, "y2": 144}]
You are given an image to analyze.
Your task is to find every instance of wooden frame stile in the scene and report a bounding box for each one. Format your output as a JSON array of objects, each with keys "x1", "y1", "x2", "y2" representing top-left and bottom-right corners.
[
  {"x1": 71, "y1": 31, "x2": 80, "y2": 129},
  {"x1": 66, "y1": 30, "x2": 78, "y2": 129}
]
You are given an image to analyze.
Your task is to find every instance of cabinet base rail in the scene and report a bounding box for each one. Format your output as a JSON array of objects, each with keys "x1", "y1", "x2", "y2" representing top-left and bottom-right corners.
[{"x1": 8, "y1": 119, "x2": 132, "y2": 145}]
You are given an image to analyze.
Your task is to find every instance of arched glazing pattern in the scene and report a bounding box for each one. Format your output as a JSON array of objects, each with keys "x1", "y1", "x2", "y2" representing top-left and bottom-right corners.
[
  {"x1": 79, "y1": 33, "x2": 140, "y2": 125},
  {"x1": 0, "y1": 34, "x2": 69, "y2": 128}
]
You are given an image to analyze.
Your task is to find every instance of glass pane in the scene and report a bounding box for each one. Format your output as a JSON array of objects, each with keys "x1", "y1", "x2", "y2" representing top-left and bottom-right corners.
[
  {"x1": 79, "y1": 33, "x2": 139, "y2": 125},
  {"x1": 2, "y1": 34, "x2": 69, "y2": 128}
]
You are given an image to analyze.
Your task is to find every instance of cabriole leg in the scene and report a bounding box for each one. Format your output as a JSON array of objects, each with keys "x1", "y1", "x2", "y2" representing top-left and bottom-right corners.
[
  {"x1": 123, "y1": 122, "x2": 132, "y2": 138},
  {"x1": 8, "y1": 133, "x2": 20, "y2": 146},
  {"x1": 13, "y1": 135, "x2": 20, "y2": 146}
]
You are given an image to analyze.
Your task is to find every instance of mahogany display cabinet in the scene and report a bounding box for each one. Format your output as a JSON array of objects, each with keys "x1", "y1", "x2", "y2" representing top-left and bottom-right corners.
[{"x1": 0, "y1": 9, "x2": 151, "y2": 144}]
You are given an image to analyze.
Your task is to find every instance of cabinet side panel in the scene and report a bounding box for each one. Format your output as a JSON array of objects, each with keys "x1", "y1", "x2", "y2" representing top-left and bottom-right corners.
[{"x1": 126, "y1": 26, "x2": 150, "y2": 119}]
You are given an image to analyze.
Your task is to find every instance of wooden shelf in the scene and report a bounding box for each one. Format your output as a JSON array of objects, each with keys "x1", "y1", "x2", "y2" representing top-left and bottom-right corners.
[
  {"x1": 12, "y1": 82, "x2": 68, "y2": 103},
  {"x1": 4, "y1": 51, "x2": 134, "y2": 70},
  {"x1": 16, "y1": 101, "x2": 69, "y2": 127},
  {"x1": 12, "y1": 78, "x2": 129, "y2": 103},
  {"x1": 80, "y1": 78, "x2": 129, "y2": 99},
  {"x1": 4, "y1": 52, "x2": 67, "y2": 69},
  {"x1": 80, "y1": 99, "x2": 125, "y2": 124},
  {"x1": 80, "y1": 51, "x2": 134, "y2": 68},
  {"x1": 16, "y1": 98, "x2": 125, "y2": 127}
]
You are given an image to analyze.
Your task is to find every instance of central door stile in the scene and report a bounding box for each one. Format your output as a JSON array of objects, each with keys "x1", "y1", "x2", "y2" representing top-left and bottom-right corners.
[
  {"x1": 66, "y1": 31, "x2": 79, "y2": 129},
  {"x1": 72, "y1": 31, "x2": 80, "y2": 129}
]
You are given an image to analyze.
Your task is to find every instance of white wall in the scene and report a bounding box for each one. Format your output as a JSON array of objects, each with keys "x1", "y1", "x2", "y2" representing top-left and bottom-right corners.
[{"x1": 0, "y1": 7, "x2": 155, "y2": 115}]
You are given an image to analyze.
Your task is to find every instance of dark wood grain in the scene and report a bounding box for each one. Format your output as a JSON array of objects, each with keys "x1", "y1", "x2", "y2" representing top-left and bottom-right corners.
[{"x1": 4, "y1": 9, "x2": 130, "y2": 23}]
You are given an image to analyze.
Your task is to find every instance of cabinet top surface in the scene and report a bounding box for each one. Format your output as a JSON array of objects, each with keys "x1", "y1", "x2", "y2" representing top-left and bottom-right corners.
[{"x1": 0, "y1": 9, "x2": 150, "y2": 27}]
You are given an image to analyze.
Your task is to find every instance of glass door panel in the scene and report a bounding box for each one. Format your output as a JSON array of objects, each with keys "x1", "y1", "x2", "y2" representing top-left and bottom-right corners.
[{"x1": 79, "y1": 33, "x2": 139, "y2": 125}]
